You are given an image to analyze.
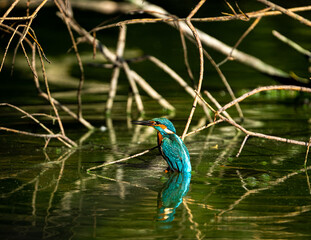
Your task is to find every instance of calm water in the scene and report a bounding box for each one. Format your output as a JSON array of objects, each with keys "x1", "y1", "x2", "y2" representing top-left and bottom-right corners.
[
  {"x1": 1, "y1": 102, "x2": 311, "y2": 239},
  {"x1": 1, "y1": 1, "x2": 311, "y2": 239}
]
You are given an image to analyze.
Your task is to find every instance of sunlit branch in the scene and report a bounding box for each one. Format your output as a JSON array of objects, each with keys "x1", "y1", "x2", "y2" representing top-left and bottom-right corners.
[
  {"x1": 218, "y1": 17, "x2": 262, "y2": 66},
  {"x1": 218, "y1": 85, "x2": 311, "y2": 114},
  {"x1": 87, "y1": 146, "x2": 158, "y2": 171},
  {"x1": 305, "y1": 137, "x2": 311, "y2": 166},
  {"x1": 0, "y1": 103, "x2": 76, "y2": 148},
  {"x1": 105, "y1": 26, "x2": 126, "y2": 114},
  {"x1": 90, "y1": 5, "x2": 311, "y2": 31},
  {"x1": 257, "y1": 0, "x2": 311, "y2": 27},
  {"x1": 272, "y1": 30, "x2": 311, "y2": 57},
  {"x1": 182, "y1": 0, "x2": 206, "y2": 141}
]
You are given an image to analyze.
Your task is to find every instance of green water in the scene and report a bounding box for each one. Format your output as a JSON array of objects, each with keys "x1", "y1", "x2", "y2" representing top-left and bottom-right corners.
[
  {"x1": 1, "y1": 1, "x2": 311, "y2": 239},
  {"x1": 1, "y1": 102, "x2": 311, "y2": 239}
]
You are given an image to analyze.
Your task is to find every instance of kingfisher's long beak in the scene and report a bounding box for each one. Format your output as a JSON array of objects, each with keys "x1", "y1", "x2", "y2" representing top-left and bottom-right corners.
[{"x1": 131, "y1": 120, "x2": 155, "y2": 126}]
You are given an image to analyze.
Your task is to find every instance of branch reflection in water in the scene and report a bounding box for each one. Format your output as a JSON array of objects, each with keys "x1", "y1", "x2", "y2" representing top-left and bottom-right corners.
[{"x1": 157, "y1": 172, "x2": 191, "y2": 222}]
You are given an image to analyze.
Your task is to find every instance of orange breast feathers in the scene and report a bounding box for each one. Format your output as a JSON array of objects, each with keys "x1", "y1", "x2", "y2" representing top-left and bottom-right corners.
[{"x1": 157, "y1": 131, "x2": 163, "y2": 146}]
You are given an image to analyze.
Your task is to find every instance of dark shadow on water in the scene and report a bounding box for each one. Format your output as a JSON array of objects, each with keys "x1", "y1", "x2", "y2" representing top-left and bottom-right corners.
[{"x1": 156, "y1": 172, "x2": 191, "y2": 223}]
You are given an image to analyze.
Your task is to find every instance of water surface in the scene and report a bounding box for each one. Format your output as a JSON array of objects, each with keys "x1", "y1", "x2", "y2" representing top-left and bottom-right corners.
[{"x1": 1, "y1": 1, "x2": 311, "y2": 239}]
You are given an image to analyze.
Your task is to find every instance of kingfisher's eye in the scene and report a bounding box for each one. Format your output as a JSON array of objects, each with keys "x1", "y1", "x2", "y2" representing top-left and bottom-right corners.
[{"x1": 155, "y1": 121, "x2": 160, "y2": 124}]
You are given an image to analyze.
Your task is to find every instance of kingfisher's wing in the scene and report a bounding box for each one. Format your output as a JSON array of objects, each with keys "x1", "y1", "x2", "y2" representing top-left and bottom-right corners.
[{"x1": 160, "y1": 135, "x2": 191, "y2": 172}]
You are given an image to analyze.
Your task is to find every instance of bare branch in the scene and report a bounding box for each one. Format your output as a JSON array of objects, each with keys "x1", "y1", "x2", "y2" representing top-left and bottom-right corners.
[
  {"x1": 273, "y1": 30, "x2": 311, "y2": 57},
  {"x1": 182, "y1": 0, "x2": 207, "y2": 141},
  {"x1": 218, "y1": 85, "x2": 311, "y2": 114},
  {"x1": 105, "y1": 26, "x2": 127, "y2": 114},
  {"x1": 305, "y1": 137, "x2": 311, "y2": 166},
  {"x1": 87, "y1": 146, "x2": 157, "y2": 171},
  {"x1": 257, "y1": 0, "x2": 311, "y2": 27}
]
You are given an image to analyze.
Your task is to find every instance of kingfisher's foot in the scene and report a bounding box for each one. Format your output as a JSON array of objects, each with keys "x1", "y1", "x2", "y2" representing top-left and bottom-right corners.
[{"x1": 164, "y1": 167, "x2": 172, "y2": 173}]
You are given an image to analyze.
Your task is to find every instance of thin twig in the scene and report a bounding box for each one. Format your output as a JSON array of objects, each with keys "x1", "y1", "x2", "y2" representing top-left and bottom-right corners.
[
  {"x1": 147, "y1": 56, "x2": 210, "y2": 118},
  {"x1": 194, "y1": 90, "x2": 216, "y2": 113},
  {"x1": 199, "y1": 44, "x2": 244, "y2": 119},
  {"x1": 44, "y1": 138, "x2": 51, "y2": 149},
  {"x1": 31, "y1": 46, "x2": 77, "y2": 147},
  {"x1": 0, "y1": 126, "x2": 76, "y2": 149},
  {"x1": 218, "y1": 17, "x2": 262, "y2": 66},
  {"x1": 0, "y1": 0, "x2": 21, "y2": 25},
  {"x1": 130, "y1": 0, "x2": 307, "y2": 83},
  {"x1": 305, "y1": 170, "x2": 311, "y2": 195},
  {"x1": 0, "y1": 127, "x2": 62, "y2": 139},
  {"x1": 0, "y1": 103, "x2": 75, "y2": 147},
  {"x1": 178, "y1": 21, "x2": 194, "y2": 85},
  {"x1": 87, "y1": 146, "x2": 157, "y2": 171},
  {"x1": 195, "y1": 89, "x2": 310, "y2": 147},
  {"x1": 16, "y1": 0, "x2": 49, "y2": 54},
  {"x1": 55, "y1": 0, "x2": 88, "y2": 123},
  {"x1": 135, "y1": 2, "x2": 244, "y2": 119},
  {"x1": 0, "y1": 24, "x2": 33, "y2": 72},
  {"x1": 236, "y1": 170, "x2": 249, "y2": 191},
  {"x1": 220, "y1": 114, "x2": 309, "y2": 147},
  {"x1": 56, "y1": 10, "x2": 174, "y2": 112},
  {"x1": 257, "y1": 0, "x2": 311, "y2": 27},
  {"x1": 37, "y1": 45, "x2": 66, "y2": 137},
  {"x1": 236, "y1": 135, "x2": 250, "y2": 157},
  {"x1": 272, "y1": 30, "x2": 311, "y2": 57},
  {"x1": 182, "y1": 0, "x2": 207, "y2": 141},
  {"x1": 21, "y1": 113, "x2": 57, "y2": 120},
  {"x1": 6, "y1": 28, "x2": 45, "y2": 76},
  {"x1": 31, "y1": 44, "x2": 93, "y2": 130},
  {"x1": 304, "y1": 137, "x2": 311, "y2": 167},
  {"x1": 204, "y1": 90, "x2": 233, "y2": 121},
  {"x1": 184, "y1": 119, "x2": 223, "y2": 138},
  {"x1": 87, "y1": 172, "x2": 153, "y2": 192},
  {"x1": 91, "y1": 5, "x2": 311, "y2": 30},
  {"x1": 91, "y1": 85, "x2": 311, "y2": 170},
  {"x1": 218, "y1": 85, "x2": 311, "y2": 114}
]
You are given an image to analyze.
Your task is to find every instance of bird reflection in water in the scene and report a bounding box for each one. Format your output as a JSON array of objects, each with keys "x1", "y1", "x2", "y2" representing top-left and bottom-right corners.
[{"x1": 157, "y1": 172, "x2": 191, "y2": 222}]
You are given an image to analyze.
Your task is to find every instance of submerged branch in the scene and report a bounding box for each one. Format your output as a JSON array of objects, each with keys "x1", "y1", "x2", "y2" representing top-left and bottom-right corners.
[
  {"x1": 217, "y1": 165, "x2": 311, "y2": 217},
  {"x1": 87, "y1": 146, "x2": 157, "y2": 171}
]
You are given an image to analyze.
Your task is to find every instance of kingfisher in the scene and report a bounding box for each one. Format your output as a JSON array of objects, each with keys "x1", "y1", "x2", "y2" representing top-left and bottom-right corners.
[{"x1": 132, "y1": 118, "x2": 191, "y2": 173}]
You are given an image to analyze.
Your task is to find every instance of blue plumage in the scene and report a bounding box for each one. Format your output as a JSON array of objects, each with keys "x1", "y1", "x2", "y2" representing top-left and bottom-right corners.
[
  {"x1": 132, "y1": 118, "x2": 191, "y2": 173},
  {"x1": 157, "y1": 172, "x2": 191, "y2": 222},
  {"x1": 161, "y1": 134, "x2": 191, "y2": 173}
]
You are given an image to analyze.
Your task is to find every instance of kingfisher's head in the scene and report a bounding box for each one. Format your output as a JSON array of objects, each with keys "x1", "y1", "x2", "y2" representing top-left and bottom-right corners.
[{"x1": 132, "y1": 118, "x2": 176, "y2": 135}]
